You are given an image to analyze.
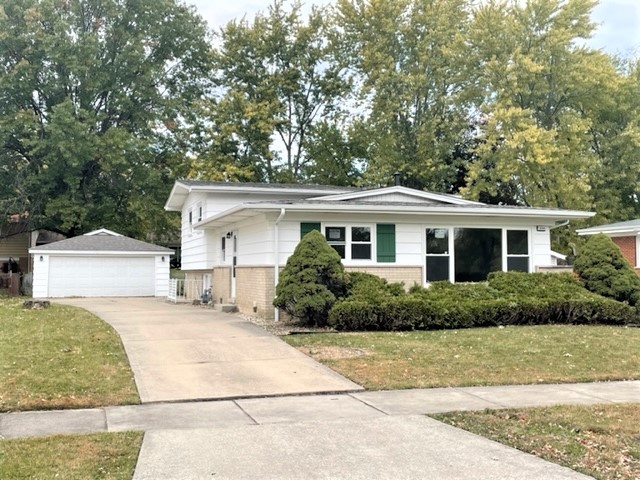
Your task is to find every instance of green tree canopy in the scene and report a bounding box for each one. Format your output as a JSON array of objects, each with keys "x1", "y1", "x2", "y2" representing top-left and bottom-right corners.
[
  {"x1": 194, "y1": 0, "x2": 351, "y2": 183},
  {"x1": 0, "y1": 0, "x2": 212, "y2": 237}
]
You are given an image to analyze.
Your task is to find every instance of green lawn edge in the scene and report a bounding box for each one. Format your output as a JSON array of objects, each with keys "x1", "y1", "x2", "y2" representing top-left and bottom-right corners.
[{"x1": 1, "y1": 298, "x2": 140, "y2": 412}]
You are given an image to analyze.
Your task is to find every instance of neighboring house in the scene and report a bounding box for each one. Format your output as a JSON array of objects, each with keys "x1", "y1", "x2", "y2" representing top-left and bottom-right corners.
[
  {"x1": 165, "y1": 180, "x2": 594, "y2": 319},
  {"x1": 30, "y1": 229, "x2": 173, "y2": 298},
  {"x1": 0, "y1": 223, "x2": 65, "y2": 275},
  {"x1": 577, "y1": 219, "x2": 640, "y2": 273}
]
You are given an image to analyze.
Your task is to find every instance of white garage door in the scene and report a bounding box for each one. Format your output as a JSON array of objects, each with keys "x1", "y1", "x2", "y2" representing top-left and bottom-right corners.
[{"x1": 48, "y1": 256, "x2": 155, "y2": 297}]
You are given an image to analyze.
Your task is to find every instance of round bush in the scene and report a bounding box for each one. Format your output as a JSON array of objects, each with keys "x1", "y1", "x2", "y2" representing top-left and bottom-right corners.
[
  {"x1": 573, "y1": 233, "x2": 640, "y2": 306},
  {"x1": 273, "y1": 230, "x2": 346, "y2": 326}
]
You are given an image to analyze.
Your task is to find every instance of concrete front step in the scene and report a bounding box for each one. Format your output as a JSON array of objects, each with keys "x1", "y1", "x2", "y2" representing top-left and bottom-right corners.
[{"x1": 214, "y1": 303, "x2": 238, "y2": 313}]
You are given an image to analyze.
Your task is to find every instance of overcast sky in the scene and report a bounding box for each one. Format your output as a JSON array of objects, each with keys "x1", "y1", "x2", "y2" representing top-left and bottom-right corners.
[{"x1": 188, "y1": 0, "x2": 640, "y2": 57}]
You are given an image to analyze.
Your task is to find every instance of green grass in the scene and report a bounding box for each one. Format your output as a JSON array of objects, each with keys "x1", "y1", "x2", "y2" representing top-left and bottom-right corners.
[
  {"x1": 0, "y1": 432, "x2": 143, "y2": 480},
  {"x1": 434, "y1": 404, "x2": 640, "y2": 480},
  {"x1": 0, "y1": 298, "x2": 139, "y2": 412},
  {"x1": 283, "y1": 325, "x2": 640, "y2": 389}
]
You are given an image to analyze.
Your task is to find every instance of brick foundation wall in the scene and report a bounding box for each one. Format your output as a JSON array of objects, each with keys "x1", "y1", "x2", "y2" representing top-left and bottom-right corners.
[
  {"x1": 345, "y1": 266, "x2": 423, "y2": 290},
  {"x1": 612, "y1": 236, "x2": 637, "y2": 269},
  {"x1": 235, "y1": 267, "x2": 276, "y2": 319},
  {"x1": 230, "y1": 265, "x2": 424, "y2": 319},
  {"x1": 212, "y1": 267, "x2": 231, "y2": 304}
]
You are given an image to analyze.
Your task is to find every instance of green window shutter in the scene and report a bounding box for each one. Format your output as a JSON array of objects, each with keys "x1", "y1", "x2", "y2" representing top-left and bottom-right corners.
[
  {"x1": 300, "y1": 222, "x2": 321, "y2": 239},
  {"x1": 377, "y1": 224, "x2": 396, "y2": 263}
]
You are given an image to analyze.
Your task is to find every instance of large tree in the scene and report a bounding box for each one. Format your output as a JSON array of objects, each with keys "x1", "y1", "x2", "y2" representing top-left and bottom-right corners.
[
  {"x1": 335, "y1": 0, "x2": 477, "y2": 191},
  {"x1": 197, "y1": 0, "x2": 350, "y2": 183},
  {"x1": 463, "y1": 0, "x2": 615, "y2": 209},
  {"x1": 0, "y1": 0, "x2": 212, "y2": 237},
  {"x1": 586, "y1": 58, "x2": 640, "y2": 223}
]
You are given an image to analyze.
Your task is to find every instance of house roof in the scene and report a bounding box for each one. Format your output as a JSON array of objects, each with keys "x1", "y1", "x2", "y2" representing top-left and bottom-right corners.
[
  {"x1": 309, "y1": 185, "x2": 483, "y2": 205},
  {"x1": 29, "y1": 229, "x2": 173, "y2": 254},
  {"x1": 577, "y1": 219, "x2": 640, "y2": 236},
  {"x1": 194, "y1": 199, "x2": 595, "y2": 230},
  {"x1": 164, "y1": 180, "x2": 356, "y2": 211}
]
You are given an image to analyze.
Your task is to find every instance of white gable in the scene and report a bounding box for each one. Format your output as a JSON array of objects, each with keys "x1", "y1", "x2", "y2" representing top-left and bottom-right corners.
[
  {"x1": 353, "y1": 192, "x2": 445, "y2": 204},
  {"x1": 84, "y1": 228, "x2": 122, "y2": 237},
  {"x1": 309, "y1": 185, "x2": 482, "y2": 205}
]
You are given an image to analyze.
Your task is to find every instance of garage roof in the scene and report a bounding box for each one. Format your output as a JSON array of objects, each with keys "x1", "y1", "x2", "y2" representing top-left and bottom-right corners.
[{"x1": 29, "y1": 229, "x2": 173, "y2": 254}]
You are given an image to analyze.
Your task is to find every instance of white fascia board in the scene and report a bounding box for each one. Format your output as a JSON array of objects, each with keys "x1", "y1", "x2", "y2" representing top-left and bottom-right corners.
[
  {"x1": 164, "y1": 181, "x2": 191, "y2": 211},
  {"x1": 84, "y1": 228, "x2": 122, "y2": 236},
  {"x1": 307, "y1": 186, "x2": 482, "y2": 205},
  {"x1": 196, "y1": 202, "x2": 595, "y2": 229},
  {"x1": 577, "y1": 227, "x2": 640, "y2": 236},
  {"x1": 28, "y1": 250, "x2": 174, "y2": 256}
]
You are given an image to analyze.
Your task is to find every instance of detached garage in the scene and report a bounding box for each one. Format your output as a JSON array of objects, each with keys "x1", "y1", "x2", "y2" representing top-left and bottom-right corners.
[{"x1": 30, "y1": 229, "x2": 173, "y2": 298}]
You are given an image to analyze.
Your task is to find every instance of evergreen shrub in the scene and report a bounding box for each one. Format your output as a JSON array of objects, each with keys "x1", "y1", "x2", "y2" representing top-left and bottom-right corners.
[
  {"x1": 273, "y1": 230, "x2": 346, "y2": 326},
  {"x1": 328, "y1": 271, "x2": 638, "y2": 331},
  {"x1": 573, "y1": 233, "x2": 640, "y2": 306}
]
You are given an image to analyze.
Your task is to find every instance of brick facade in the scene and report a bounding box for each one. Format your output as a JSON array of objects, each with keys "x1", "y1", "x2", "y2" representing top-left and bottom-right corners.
[
  {"x1": 221, "y1": 265, "x2": 425, "y2": 319},
  {"x1": 611, "y1": 236, "x2": 637, "y2": 269},
  {"x1": 212, "y1": 267, "x2": 231, "y2": 304},
  {"x1": 235, "y1": 267, "x2": 276, "y2": 319}
]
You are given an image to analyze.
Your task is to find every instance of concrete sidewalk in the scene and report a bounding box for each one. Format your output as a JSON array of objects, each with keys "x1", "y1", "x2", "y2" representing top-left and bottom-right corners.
[
  {"x1": 2, "y1": 380, "x2": 638, "y2": 439},
  {"x1": 55, "y1": 298, "x2": 362, "y2": 402},
  {"x1": 4, "y1": 382, "x2": 637, "y2": 479}
]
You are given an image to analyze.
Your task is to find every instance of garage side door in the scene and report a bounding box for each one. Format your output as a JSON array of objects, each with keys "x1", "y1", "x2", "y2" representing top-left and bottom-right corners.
[{"x1": 48, "y1": 256, "x2": 155, "y2": 297}]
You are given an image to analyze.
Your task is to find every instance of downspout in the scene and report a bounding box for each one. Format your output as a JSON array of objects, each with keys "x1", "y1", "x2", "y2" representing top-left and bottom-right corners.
[{"x1": 274, "y1": 208, "x2": 286, "y2": 322}]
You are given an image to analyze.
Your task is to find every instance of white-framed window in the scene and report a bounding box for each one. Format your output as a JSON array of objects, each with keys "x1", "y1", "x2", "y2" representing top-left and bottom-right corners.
[
  {"x1": 424, "y1": 226, "x2": 532, "y2": 284},
  {"x1": 505, "y1": 230, "x2": 530, "y2": 272},
  {"x1": 197, "y1": 203, "x2": 203, "y2": 222},
  {"x1": 221, "y1": 236, "x2": 226, "y2": 262},
  {"x1": 324, "y1": 225, "x2": 373, "y2": 261},
  {"x1": 188, "y1": 209, "x2": 193, "y2": 225},
  {"x1": 426, "y1": 228, "x2": 450, "y2": 282}
]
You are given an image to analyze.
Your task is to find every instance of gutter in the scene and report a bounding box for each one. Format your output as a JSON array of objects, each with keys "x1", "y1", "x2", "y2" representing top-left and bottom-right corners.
[{"x1": 274, "y1": 208, "x2": 286, "y2": 322}]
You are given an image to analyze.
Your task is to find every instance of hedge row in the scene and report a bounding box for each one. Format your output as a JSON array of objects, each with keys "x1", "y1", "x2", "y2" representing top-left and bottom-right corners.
[
  {"x1": 328, "y1": 271, "x2": 638, "y2": 331},
  {"x1": 328, "y1": 296, "x2": 637, "y2": 331}
]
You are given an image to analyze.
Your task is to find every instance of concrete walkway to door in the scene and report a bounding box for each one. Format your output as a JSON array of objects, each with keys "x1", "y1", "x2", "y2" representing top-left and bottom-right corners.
[{"x1": 56, "y1": 298, "x2": 362, "y2": 403}]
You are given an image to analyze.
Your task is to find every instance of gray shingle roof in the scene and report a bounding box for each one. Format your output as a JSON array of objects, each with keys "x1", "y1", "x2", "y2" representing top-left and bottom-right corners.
[
  {"x1": 32, "y1": 233, "x2": 173, "y2": 253},
  {"x1": 578, "y1": 218, "x2": 640, "y2": 235},
  {"x1": 178, "y1": 180, "x2": 357, "y2": 191},
  {"x1": 584, "y1": 219, "x2": 640, "y2": 230}
]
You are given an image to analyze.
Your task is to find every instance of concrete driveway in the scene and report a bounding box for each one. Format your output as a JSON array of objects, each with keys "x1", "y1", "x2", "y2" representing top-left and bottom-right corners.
[{"x1": 57, "y1": 298, "x2": 362, "y2": 403}]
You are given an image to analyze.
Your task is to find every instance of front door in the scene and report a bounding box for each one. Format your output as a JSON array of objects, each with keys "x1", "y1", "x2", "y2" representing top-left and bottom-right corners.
[{"x1": 230, "y1": 234, "x2": 237, "y2": 301}]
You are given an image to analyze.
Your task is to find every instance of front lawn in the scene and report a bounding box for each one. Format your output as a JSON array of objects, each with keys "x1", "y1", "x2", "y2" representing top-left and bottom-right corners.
[
  {"x1": 0, "y1": 298, "x2": 139, "y2": 412},
  {"x1": 434, "y1": 404, "x2": 640, "y2": 480},
  {"x1": 0, "y1": 432, "x2": 143, "y2": 480},
  {"x1": 283, "y1": 325, "x2": 640, "y2": 389}
]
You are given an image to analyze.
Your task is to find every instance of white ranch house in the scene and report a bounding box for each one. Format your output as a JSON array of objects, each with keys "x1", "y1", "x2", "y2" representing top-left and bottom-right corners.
[{"x1": 165, "y1": 181, "x2": 594, "y2": 319}]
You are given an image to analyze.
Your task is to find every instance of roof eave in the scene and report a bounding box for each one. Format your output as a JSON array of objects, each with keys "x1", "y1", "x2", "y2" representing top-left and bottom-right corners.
[
  {"x1": 194, "y1": 203, "x2": 594, "y2": 229},
  {"x1": 577, "y1": 228, "x2": 640, "y2": 236},
  {"x1": 29, "y1": 249, "x2": 174, "y2": 255},
  {"x1": 164, "y1": 181, "x2": 191, "y2": 212}
]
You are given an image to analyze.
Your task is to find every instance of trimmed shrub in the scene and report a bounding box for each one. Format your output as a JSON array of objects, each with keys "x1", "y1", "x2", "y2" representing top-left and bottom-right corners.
[
  {"x1": 329, "y1": 295, "x2": 636, "y2": 331},
  {"x1": 273, "y1": 230, "x2": 347, "y2": 326},
  {"x1": 345, "y1": 271, "x2": 405, "y2": 304},
  {"x1": 488, "y1": 271, "x2": 588, "y2": 299},
  {"x1": 328, "y1": 271, "x2": 638, "y2": 331},
  {"x1": 574, "y1": 233, "x2": 640, "y2": 306}
]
